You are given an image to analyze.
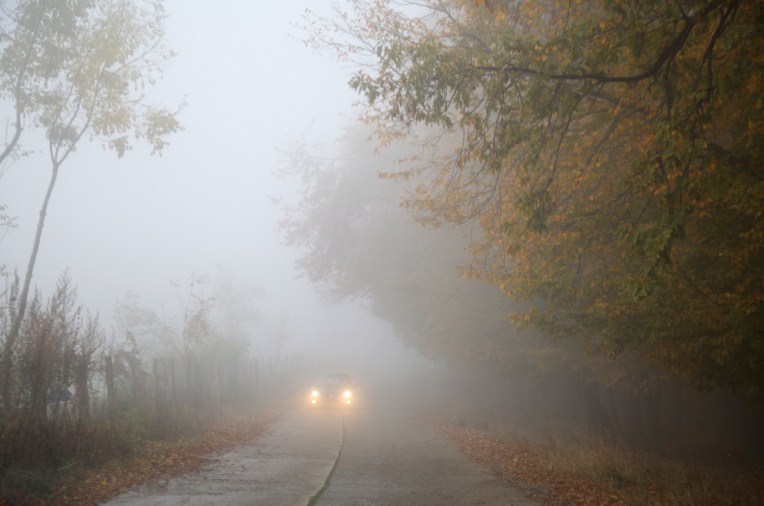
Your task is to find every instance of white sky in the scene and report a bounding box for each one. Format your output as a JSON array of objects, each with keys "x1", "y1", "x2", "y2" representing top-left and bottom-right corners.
[{"x1": 0, "y1": 0, "x2": 420, "y2": 368}]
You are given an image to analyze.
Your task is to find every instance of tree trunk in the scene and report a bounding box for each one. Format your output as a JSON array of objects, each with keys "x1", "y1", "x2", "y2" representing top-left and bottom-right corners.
[
  {"x1": 169, "y1": 357, "x2": 176, "y2": 403},
  {"x1": 1, "y1": 162, "x2": 60, "y2": 410},
  {"x1": 153, "y1": 357, "x2": 161, "y2": 411},
  {"x1": 642, "y1": 385, "x2": 662, "y2": 451},
  {"x1": 606, "y1": 385, "x2": 624, "y2": 441},
  {"x1": 583, "y1": 380, "x2": 613, "y2": 438},
  {"x1": 129, "y1": 356, "x2": 139, "y2": 403},
  {"x1": 75, "y1": 361, "x2": 90, "y2": 424}
]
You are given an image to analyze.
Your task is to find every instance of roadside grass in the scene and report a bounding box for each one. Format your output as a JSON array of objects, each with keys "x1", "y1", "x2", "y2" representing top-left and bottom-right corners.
[
  {"x1": 437, "y1": 409, "x2": 764, "y2": 506},
  {"x1": 532, "y1": 429, "x2": 764, "y2": 506},
  {"x1": 0, "y1": 403, "x2": 284, "y2": 506}
]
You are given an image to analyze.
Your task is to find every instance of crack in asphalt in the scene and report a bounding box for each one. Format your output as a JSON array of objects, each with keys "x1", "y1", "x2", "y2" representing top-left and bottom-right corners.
[{"x1": 306, "y1": 411, "x2": 345, "y2": 506}]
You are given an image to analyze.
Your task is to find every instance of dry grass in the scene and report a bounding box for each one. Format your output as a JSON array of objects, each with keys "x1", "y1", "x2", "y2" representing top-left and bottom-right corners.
[
  {"x1": 1, "y1": 404, "x2": 283, "y2": 506},
  {"x1": 437, "y1": 408, "x2": 764, "y2": 506},
  {"x1": 534, "y1": 430, "x2": 763, "y2": 505}
]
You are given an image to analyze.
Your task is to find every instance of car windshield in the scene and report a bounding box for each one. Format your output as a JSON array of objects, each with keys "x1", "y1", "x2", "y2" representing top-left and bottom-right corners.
[{"x1": 316, "y1": 373, "x2": 352, "y2": 386}]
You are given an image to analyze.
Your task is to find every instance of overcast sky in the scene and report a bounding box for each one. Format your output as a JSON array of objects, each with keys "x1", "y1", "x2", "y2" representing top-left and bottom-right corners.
[{"x1": 0, "y1": 0, "x2": 419, "y2": 369}]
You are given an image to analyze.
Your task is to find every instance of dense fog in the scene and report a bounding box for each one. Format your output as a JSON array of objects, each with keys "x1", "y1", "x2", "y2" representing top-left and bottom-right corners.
[
  {"x1": 1, "y1": 1, "x2": 763, "y2": 504},
  {"x1": 0, "y1": 0, "x2": 402, "y2": 362}
]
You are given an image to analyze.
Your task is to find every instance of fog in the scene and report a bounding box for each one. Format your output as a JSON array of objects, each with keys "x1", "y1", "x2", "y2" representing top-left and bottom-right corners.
[
  {"x1": 0, "y1": 0, "x2": 426, "y2": 375},
  {"x1": 2, "y1": 3, "x2": 764, "y2": 504},
  {"x1": 2, "y1": 2, "x2": 763, "y2": 491}
]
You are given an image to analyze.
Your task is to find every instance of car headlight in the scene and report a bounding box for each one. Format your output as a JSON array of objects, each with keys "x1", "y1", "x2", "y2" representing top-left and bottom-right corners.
[
  {"x1": 343, "y1": 390, "x2": 352, "y2": 399},
  {"x1": 311, "y1": 390, "x2": 320, "y2": 397}
]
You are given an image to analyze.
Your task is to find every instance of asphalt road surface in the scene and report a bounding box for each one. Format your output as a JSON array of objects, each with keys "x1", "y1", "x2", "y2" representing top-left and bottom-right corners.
[{"x1": 103, "y1": 393, "x2": 535, "y2": 506}]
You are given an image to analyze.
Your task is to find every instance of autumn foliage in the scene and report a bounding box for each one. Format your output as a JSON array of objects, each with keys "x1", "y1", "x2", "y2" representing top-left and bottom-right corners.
[{"x1": 306, "y1": 0, "x2": 764, "y2": 397}]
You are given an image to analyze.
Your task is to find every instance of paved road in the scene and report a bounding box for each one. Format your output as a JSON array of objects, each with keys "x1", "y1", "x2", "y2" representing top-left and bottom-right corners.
[{"x1": 103, "y1": 395, "x2": 535, "y2": 505}]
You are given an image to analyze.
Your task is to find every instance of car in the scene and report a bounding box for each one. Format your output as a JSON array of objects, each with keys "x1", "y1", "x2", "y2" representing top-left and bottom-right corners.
[{"x1": 309, "y1": 372, "x2": 355, "y2": 407}]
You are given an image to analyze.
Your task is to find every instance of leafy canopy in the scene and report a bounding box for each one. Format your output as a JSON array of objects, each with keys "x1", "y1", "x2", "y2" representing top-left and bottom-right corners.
[
  {"x1": 311, "y1": 0, "x2": 764, "y2": 396},
  {"x1": 0, "y1": 0, "x2": 181, "y2": 165}
]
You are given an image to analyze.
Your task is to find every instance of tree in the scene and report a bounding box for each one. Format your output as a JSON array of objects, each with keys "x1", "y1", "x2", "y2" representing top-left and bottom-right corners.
[
  {"x1": 210, "y1": 269, "x2": 264, "y2": 348},
  {"x1": 172, "y1": 273, "x2": 214, "y2": 357},
  {"x1": 280, "y1": 124, "x2": 691, "y2": 443},
  {"x1": 0, "y1": 0, "x2": 182, "y2": 408},
  {"x1": 281, "y1": 127, "x2": 564, "y2": 376},
  {"x1": 0, "y1": 204, "x2": 15, "y2": 275},
  {"x1": 113, "y1": 291, "x2": 176, "y2": 356},
  {"x1": 310, "y1": 0, "x2": 764, "y2": 396},
  {"x1": 13, "y1": 272, "x2": 104, "y2": 424}
]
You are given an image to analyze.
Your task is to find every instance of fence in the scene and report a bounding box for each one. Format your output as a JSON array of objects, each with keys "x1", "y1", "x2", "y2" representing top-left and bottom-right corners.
[{"x1": 94, "y1": 353, "x2": 305, "y2": 420}]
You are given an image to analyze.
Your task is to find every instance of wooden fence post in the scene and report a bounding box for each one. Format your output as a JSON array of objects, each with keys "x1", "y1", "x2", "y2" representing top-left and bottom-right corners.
[{"x1": 105, "y1": 355, "x2": 115, "y2": 419}]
